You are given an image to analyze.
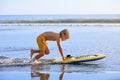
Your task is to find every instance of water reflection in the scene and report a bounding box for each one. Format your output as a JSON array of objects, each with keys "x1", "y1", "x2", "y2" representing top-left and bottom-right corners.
[
  {"x1": 31, "y1": 65, "x2": 50, "y2": 80},
  {"x1": 30, "y1": 63, "x2": 103, "y2": 80},
  {"x1": 31, "y1": 64, "x2": 66, "y2": 80},
  {"x1": 59, "y1": 65, "x2": 65, "y2": 80}
]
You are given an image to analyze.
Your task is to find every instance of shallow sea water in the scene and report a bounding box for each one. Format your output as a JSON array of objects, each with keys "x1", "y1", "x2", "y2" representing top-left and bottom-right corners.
[{"x1": 0, "y1": 24, "x2": 120, "y2": 80}]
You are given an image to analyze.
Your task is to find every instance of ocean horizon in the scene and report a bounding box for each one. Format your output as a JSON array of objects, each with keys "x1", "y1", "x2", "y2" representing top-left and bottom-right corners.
[
  {"x1": 0, "y1": 14, "x2": 120, "y2": 26},
  {"x1": 0, "y1": 14, "x2": 120, "y2": 20}
]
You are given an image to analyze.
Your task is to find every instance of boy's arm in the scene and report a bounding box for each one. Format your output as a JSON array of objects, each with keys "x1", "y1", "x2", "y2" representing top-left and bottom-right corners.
[{"x1": 57, "y1": 40, "x2": 65, "y2": 60}]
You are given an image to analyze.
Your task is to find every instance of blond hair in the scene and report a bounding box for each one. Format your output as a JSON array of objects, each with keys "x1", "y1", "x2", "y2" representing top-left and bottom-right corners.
[{"x1": 60, "y1": 29, "x2": 70, "y2": 39}]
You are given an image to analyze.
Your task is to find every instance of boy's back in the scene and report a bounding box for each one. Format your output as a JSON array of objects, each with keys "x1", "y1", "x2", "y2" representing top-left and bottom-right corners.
[{"x1": 41, "y1": 31, "x2": 60, "y2": 41}]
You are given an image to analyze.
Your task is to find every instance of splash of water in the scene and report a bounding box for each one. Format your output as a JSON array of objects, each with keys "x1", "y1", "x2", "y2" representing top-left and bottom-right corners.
[{"x1": 0, "y1": 56, "x2": 30, "y2": 66}]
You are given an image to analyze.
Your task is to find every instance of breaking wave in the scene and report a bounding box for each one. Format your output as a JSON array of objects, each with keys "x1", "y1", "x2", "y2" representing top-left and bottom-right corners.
[
  {"x1": 0, "y1": 56, "x2": 30, "y2": 66},
  {"x1": 0, "y1": 56, "x2": 52, "y2": 66}
]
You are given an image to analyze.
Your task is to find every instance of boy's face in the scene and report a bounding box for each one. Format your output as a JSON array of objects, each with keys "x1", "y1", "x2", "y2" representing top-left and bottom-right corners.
[{"x1": 61, "y1": 34, "x2": 68, "y2": 41}]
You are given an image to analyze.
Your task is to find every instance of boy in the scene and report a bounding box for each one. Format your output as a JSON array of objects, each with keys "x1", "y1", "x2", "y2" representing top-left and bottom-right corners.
[{"x1": 30, "y1": 29, "x2": 70, "y2": 63}]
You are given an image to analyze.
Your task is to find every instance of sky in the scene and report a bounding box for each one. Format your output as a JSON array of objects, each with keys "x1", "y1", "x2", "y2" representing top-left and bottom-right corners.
[{"x1": 0, "y1": 0, "x2": 120, "y2": 15}]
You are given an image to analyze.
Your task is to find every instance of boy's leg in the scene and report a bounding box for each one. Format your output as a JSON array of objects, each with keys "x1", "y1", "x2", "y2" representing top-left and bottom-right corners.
[
  {"x1": 30, "y1": 49, "x2": 41, "y2": 59},
  {"x1": 32, "y1": 50, "x2": 45, "y2": 62},
  {"x1": 45, "y1": 45, "x2": 50, "y2": 55}
]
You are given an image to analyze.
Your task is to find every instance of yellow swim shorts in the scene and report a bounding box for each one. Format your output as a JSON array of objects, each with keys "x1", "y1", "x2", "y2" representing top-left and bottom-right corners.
[{"x1": 36, "y1": 35, "x2": 47, "y2": 51}]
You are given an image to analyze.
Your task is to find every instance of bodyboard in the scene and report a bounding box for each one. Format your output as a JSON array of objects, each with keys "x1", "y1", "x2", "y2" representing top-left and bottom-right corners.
[{"x1": 52, "y1": 54, "x2": 105, "y2": 64}]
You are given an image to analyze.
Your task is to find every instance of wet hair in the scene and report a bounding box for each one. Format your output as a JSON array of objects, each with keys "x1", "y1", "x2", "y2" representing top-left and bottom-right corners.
[{"x1": 60, "y1": 29, "x2": 70, "y2": 39}]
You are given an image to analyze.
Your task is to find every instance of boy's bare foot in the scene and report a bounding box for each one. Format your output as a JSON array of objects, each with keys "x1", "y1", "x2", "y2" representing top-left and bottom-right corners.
[
  {"x1": 30, "y1": 49, "x2": 34, "y2": 59},
  {"x1": 29, "y1": 58, "x2": 40, "y2": 64}
]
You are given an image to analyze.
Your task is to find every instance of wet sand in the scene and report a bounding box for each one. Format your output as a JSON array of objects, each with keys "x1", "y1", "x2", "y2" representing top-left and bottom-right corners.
[
  {"x1": 0, "y1": 25, "x2": 120, "y2": 80},
  {"x1": 0, "y1": 64, "x2": 120, "y2": 80}
]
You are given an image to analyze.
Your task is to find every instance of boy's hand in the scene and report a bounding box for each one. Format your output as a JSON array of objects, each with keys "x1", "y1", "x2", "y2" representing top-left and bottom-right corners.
[{"x1": 62, "y1": 57, "x2": 66, "y2": 61}]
